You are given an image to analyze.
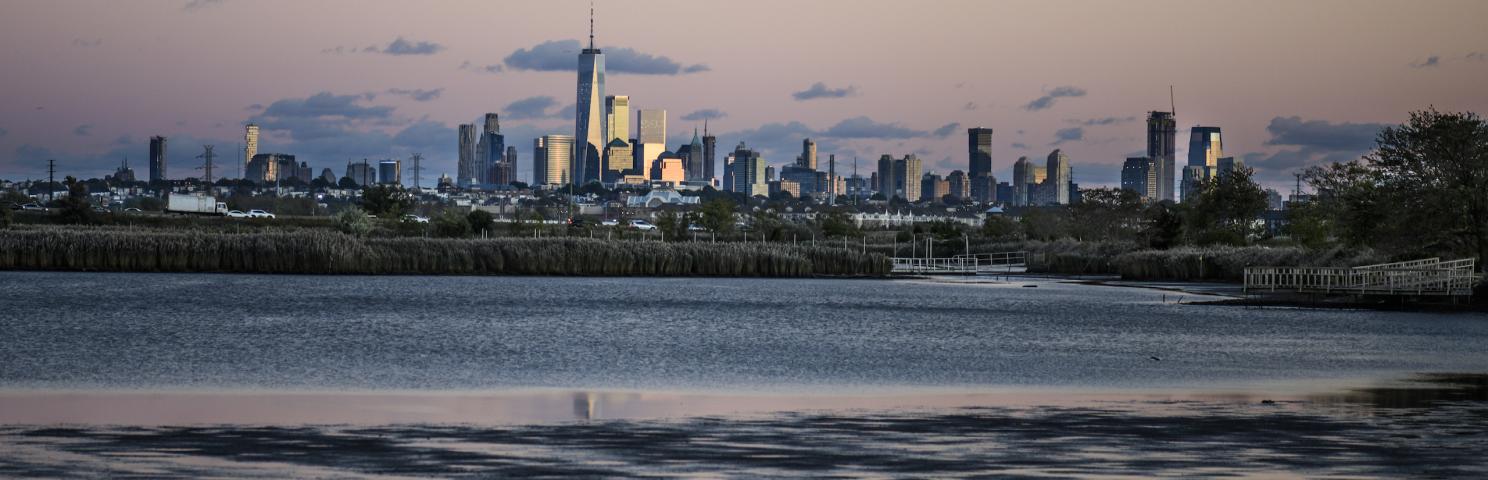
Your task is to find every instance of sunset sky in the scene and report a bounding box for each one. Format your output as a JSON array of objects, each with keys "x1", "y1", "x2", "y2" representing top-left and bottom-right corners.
[{"x1": 2, "y1": 0, "x2": 1485, "y2": 190}]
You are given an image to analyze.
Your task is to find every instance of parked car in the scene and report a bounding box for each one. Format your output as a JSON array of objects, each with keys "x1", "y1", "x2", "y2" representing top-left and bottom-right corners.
[
  {"x1": 123, "y1": 207, "x2": 142, "y2": 213},
  {"x1": 8, "y1": 203, "x2": 22, "y2": 211},
  {"x1": 687, "y1": 223, "x2": 706, "y2": 232},
  {"x1": 20, "y1": 203, "x2": 47, "y2": 212},
  {"x1": 247, "y1": 209, "x2": 275, "y2": 219},
  {"x1": 402, "y1": 214, "x2": 430, "y2": 224},
  {"x1": 91, "y1": 206, "x2": 109, "y2": 213},
  {"x1": 600, "y1": 219, "x2": 619, "y2": 227},
  {"x1": 226, "y1": 210, "x2": 248, "y2": 218},
  {"x1": 629, "y1": 219, "x2": 657, "y2": 231}
]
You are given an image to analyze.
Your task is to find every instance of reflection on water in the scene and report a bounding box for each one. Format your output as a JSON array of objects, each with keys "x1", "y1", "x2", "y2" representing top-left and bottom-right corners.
[{"x1": 1311, "y1": 373, "x2": 1488, "y2": 409}]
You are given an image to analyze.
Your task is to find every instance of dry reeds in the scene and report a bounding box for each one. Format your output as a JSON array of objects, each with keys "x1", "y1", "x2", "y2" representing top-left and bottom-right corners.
[{"x1": 0, "y1": 226, "x2": 889, "y2": 277}]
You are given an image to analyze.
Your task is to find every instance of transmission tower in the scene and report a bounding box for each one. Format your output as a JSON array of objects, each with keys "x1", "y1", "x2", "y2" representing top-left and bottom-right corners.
[
  {"x1": 196, "y1": 145, "x2": 217, "y2": 185},
  {"x1": 47, "y1": 159, "x2": 56, "y2": 203},
  {"x1": 409, "y1": 153, "x2": 424, "y2": 191}
]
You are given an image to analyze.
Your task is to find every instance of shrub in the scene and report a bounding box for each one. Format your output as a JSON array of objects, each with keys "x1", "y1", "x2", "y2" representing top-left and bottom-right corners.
[
  {"x1": 434, "y1": 210, "x2": 472, "y2": 238},
  {"x1": 334, "y1": 208, "x2": 373, "y2": 236}
]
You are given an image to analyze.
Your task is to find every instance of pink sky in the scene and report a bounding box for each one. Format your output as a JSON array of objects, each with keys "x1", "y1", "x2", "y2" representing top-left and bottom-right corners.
[{"x1": 1, "y1": 0, "x2": 1485, "y2": 190}]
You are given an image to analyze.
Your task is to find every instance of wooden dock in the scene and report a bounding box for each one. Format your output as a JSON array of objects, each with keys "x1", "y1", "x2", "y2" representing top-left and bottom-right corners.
[{"x1": 1243, "y1": 257, "x2": 1479, "y2": 299}]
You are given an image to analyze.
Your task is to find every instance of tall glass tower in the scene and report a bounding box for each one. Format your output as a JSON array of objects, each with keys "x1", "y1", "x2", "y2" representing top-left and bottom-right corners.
[
  {"x1": 573, "y1": 7, "x2": 606, "y2": 186},
  {"x1": 1146, "y1": 111, "x2": 1177, "y2": 202}
]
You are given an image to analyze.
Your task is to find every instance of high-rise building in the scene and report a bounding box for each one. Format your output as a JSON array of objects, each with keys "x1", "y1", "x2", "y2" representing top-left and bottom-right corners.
[
  {"x1": 686, "y1": 128, "x2": 705, "y2": 181},
  {"x1": 247, "y1": 153, "x2": 297, "y2": 183},
  {"x1": 457, "y1": 123, "x2": 478, "y2": 187},
  {"x1": 702, "y1": 120, "x2": 717, "y2": 183},
  {"x1": 1121, "y1": 157, "x2": 1157, "y2": 201},
  {"x1": 636, "y1": 109, "x2": 666, "y2": 170},
  {"x1": 968, "y1": 127, "x2": 992, "y2": 177},
  {"x1": 876, "y1": 155, "x2": 895, "y2": 198},
  {"x1": 345, "y1": 159, "x2": 375, "y2": 187},
  {"x1": 243, "y1": 124, "x2": 258, "y2": 179},
  {"x1": 378, "y1": 159, "x2": 401, "y2": 185},
  {"x1": 946, "y1": 170, "x2": 969, "y2": 199},
  {"x1": 1146, "y1": 111, "x2": 1177, "y2": 202},
  {"x1": 1045, "y1": 149, "x2": 1071, "y2": 205},
  {"x1": 729, "y1": 142, "x2": 767, "y2": 196},
  {"x1": 605, "y1": 95, "x2": 628, "y2": 144},
  {"x1": 799, "y1": 138, "x2": 817, "y2": 170},
  {"x1": 476, "y1": 113, "x2": 505, "y2": 187},
  {"x1": 573, "y1": 11, "x2": 606, "y2": 186},
  {"x1": 1012, "y1": 156, "x2": 1048, "y2": 206},
  {"x1": 889, "y1": 155, "x2": 922, "y2": 202},
  {"x1": 499, "y1": 146, "x2": 518, "y2": 186},
  {"x1": 535, "y1": 134, "x2": 573, "y2": 186},
  {"x1": 1181, "y1": 126, "x2": 1224, "y2": 202},
  {"x1": 148, "y1": 136, "x2": 167, "y2": 182},
  {"x1": 319, "y1": 168, "x2": 337, "y2": 185},
  {"x1": 604, "y1": 139, "x2": 633, "y2": 180}
]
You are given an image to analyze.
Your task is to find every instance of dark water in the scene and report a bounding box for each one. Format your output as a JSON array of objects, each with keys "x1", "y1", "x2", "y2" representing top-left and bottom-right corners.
[
  {"x1": 1, "y1": 272, "x2": 1485, "y2": 391},
  {"x1": 3, "y1": 271, "x2": 1488, "y2": 478}
]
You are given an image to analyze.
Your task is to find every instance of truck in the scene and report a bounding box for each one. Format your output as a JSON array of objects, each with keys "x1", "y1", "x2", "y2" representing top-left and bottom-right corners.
[{"x1": 166, "y1": 193, "x2": 228, "y2": 215}]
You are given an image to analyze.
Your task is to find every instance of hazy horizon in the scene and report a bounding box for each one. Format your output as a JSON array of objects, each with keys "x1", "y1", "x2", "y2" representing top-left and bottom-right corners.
[{"x1": 2, "y1": 0, "x2": 1486, "y2": 191}]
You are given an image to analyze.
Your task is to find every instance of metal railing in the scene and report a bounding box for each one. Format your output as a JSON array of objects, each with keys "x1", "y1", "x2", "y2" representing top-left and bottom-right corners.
[
  {"x1": 953, "y1": 251, "x2": 1028, "y2": 274},
  {"x1": 1244, "y1": 258, "x2": 1479, "y2": 297},
  {"x1": 891, "y1": 251, "x2": 1028, "y2": 274}
]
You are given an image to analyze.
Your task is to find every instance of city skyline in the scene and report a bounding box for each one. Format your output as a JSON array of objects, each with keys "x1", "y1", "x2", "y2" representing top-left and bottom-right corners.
[{"x1": 1, "y1": 0, "x2": 1486, "y2": 191}]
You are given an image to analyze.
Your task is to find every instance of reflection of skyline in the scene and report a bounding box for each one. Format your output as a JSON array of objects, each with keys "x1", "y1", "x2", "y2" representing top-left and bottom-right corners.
[{"x1": 573, "y1": 391, "x2": 599, "y2": 420}]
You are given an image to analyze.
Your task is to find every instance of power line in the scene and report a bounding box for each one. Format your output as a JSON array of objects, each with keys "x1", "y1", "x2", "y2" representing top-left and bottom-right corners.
[
  {"x1": 195, "y1": 145, "x2": 216, "y2": 185},
  {"x1": 47, "y1": 159, "x2": 56, "y2": 204}
]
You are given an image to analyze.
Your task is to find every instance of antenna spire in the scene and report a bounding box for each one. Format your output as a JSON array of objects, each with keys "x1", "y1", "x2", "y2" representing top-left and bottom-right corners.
[{"x1": 588, "y1": 2, "x2": 595, "y2": 50}]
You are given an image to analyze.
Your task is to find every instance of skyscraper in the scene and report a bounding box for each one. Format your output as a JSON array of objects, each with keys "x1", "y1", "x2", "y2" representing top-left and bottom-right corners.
[
  {"x1": 573, "y1": 9, "x2": 606, "y2": 186},
  {"x1": 686, "y1": 128, "x2": 704, "y2": 181},
  {"x1": 502, "y1": 146, "x2": 518, "y2": 186},
  {"x1": 478, "y1": 113, "x2": 505, "y2": 186},
  {"x1": 605, "y1": 95, "x2": 628, "y2": 144},
  {"x1": 148, "y1": 136, "x2": 167, "y2": 182},
  {"x1": 968, "y1": 127, "x2": 994, "y2": 203},
  {"x1": 1181, "y1": 126, "x2": 1223, "y2": 202},
  {"x1": 637, "y1": 109, "x2": 666, "y2": 170},
  {"x1": 535, "y1": 134, "x2": 573, "y2": 186},
  {"x1": 901, "y1": 155, "x2": 923, "y2": 202},
  {"x1": 243, "y1": 124, "x2": 258, "y2": 179},
  {"x1": 1012, "y1": 156, "x2": 1047, "y2": 206},
  {"x1": 1121, "y1": 157, "x2": 1157, "y2": 201},
  {"x1": 457, "y1": 124, "x2": 479, "y2": 187},
  {"x1": 702, "y1": 120, "x2": 717, "y2": 182},
  {"x1": 1045, "y1": 149, "x2": 1072, "y2": 205},
  {"x1": 1146, "y1": 111, "x2": 1177, "y2": 202},
  {"x1": 876, "y1": 155, "x2": 895, "y2": 198},
  {"x1": 729, "y1": 142, "x2": 766, "y2": 196},
  {"x1": 799, "y1": 138, "x2": 817, "y2": 170},
  {"x1": 378, "y1": 159, "x2": 402, "y2": 185}
]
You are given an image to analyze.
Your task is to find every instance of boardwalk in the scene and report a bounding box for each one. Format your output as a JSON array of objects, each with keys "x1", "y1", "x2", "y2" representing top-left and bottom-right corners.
[
  {"x1": 891, "y1": 251, "x2": 1027, "y2": 275},
  {"x1": 1243, "y1": 257, "x2": 1479, "y2": 299}
]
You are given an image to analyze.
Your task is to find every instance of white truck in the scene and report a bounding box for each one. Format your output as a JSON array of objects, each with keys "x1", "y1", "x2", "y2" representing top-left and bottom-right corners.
[{"x1": 166, "y1": 193, "x2": 228, "y2": 215}]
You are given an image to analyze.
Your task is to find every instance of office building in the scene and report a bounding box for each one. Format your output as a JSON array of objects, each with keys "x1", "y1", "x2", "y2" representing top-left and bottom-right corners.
[
  {"x1": 729, "y1": 142, "x2": 767, "y2": 196},
  {"x1": 477, "y1": 113, "x2": 505, "y2": 187},
  {"x1": 243, "y1": 124, "x2": 258, "y2": 179},
  {"x1": 246, "y1": 153, "x2": 297, "y2": 184},
  {"x1": 573, "y1": 17, "x2": 606, "y2": 186},
  {"x1": 605, "y1": 95, "x2": 628, "y2": 144},
  {"x1": 882, "y1": 155, "x2": 922, "y2": 201},
  {"x1": 604, "y1": 139, "x2": 633, "y2": 181},
  {"x1": 457, "y1": 123, "x2": 478, "y2": 187},
  {"x1": 946, "y1": 170, "x2": 969, "y2": 199},
  {"x1": 780, "y1": 165, "x2": 822, "y2": 196},
  {"x1": 1181, "y1": 126, "x2": 1223, "y2": 202},
  {"x1": 702, "y1": 121, "x2": 717, "y2": 182},
  {"x1": 534, "y1": 134, "x2": 573, "y2": 186},
  {"x1": 1147, "y1": 111, "x2": 1177, "y2": 201},
  {"x1": 920, "y1": 173, "x2": 948, "y2": 203},
  {"x1": 378, "y1": 159, "x2": 401, "y2": 185},
  {"x1": 686, "y1": 128, "x2": 705, "y2": 181},
  {"x1": 344, "y1": 159, "x2": 375, "y2": 187},
  {"x1": 637, "y1": 109, "x2": 667, "y2": 171},
  {"x1": 319, "y1": 168, "x2": 337, "y2": 185},
  {"x1": 876, "y1": 155, "x2": 895, "y2": 198},
  {"x1": 651, "y1": 154, "x2": 685, "y2": 187},
  {"x1": 968, "y1": 127, "x2": 994, "y2": 203},
  {"x1": 798, "y1": 138, "x2": 817, "y2": 170},
  {"x1": 1045, "y1": 149, "x2": 1072, "y2": 205},
  {"x1": 1121, "y1": 157, "x2": 1157, "y2": 201},
  {"x1": 770, "y1": 179, "x2": 801, "y2": 198},
  {"x1": 148, "y1": 136, "x2": 167, "y2": 182}
]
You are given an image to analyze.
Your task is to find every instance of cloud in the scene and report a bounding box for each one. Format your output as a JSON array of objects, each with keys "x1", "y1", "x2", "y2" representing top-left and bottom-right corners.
[
  {"x1": 503, "y1": 96, "x2": 563, "y2": 120},
  {"x1": 1011, "y1": 142, "x2": 1029, "y2": 150},
  {"x1": 503, "y1": 39, "x2": 707, "y2": 75},
  {"x1": 181, "y1": 0, "x2": 224, "y2": 12},
  {"x1": 1264, "y1": 116, "x2": 1385, "y2": 151},
  {"x1": 963, "y1": 102, "x2": 978, "y2": 111},
  {"x1": 256, "y1": 92, "x2": 393, "y2": 122},
  {"x1": 1023, "y1": 85, "x2": 1086, "y2": 111},
  {"x1": 1410, "y1": 55, "x2": 1440, "y2": 68},
  {"x1": 385, "y1": 88, "x2": 444, "y2": 102},
  {"x1": 821, "y1": 117, "x2": 925, "y2": 139},
  {"x1": 73, "y1": 125, "x2": 92, "y2": 137},
  {"x1": 379, "y1": 37, "x2": 443, "y2": 56},
  {"x1": 793, "y1": 82, "x2": 858, "y2": 101},
  {"x1": 1068, "y1": 116, "x2": 1136, "y2": 126},
  {"x1": 681, "y1": 109, "x2": 727, "y2": 122},
  {"x1": 72, "y1": 38, "x2": 102, "y2": 47},
  {"x1": 459, "y1": 61, "x2": 504, "y2": 74},
  {"x1": 0, "y1": 127, "x2": 8, "y2": 138},
  {"x1": 1469, "y1": 52, "x2": 1487, "y2": 62},
  {"x1": 1050, "y1": 127, "x2": 1083, "y2": 145},
  {"x1": 931, "y1": 122, "x2": 960, "y2": 137},
  {"x1": 247, "y1": 103, "x2": 264, "y2": 111}
]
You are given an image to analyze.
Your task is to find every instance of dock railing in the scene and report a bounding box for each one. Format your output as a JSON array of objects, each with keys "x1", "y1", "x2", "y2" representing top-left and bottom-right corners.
[{"x1": 1244, "y1": 257, "x2": 1479, "y2": 297}]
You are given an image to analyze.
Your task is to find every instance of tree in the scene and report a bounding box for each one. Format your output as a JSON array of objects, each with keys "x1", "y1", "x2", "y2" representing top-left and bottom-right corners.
[
  {"x1": 1070, "y1": 188, "x2": 1143, "y2": 241},
  {"x1": 1184, "y1": 167, "x2": 1267, "y2": 245},
  {"x1": 1020, "y1": 208, "x2": 1071, "y2": 241},
  {"x1": 0, "y1": 202, "x2": 12, "y2": 229},
  {"x1": 334, "y1": 207, "x2": 373, "y2": 236},
  {"x1": 338, "y1": 177, "x2": 358, "y2": 189},
  {"x1": 698, "y1": 198, "x2": 736, "y2": 235},
  {"x1": 655, "y1": 210, "x2": 681, "y2": 241},
  {"x1": 982, "y1": 215, "x2": 1020, "y2": 240},
  {"x1": 817, "y1": 209, "x2": 860, "y2": 238},
  {"x1": 467, "y1": 209, "x2": 493, "y2": 236},
  {"x1": 433, "y1": 209, "x2": 472, "y2": 238},
  {"x1": 1142, "y1": 201, "x2": 1184, "y2": 249},
  {"x1": 360, "y1": 185, "x2": 415, "y2": 217},
  {"x1": 57, "y1": 176, "x2": 94, "y2": 224}
]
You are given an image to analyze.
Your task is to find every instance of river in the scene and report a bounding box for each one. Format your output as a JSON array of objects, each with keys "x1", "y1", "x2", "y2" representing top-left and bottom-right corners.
[{"x1": 1, "y1": 272, "x2": 1485, "y2": 477}]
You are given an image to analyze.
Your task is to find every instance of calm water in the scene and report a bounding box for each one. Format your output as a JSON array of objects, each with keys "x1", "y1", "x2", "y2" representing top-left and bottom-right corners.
[
  {"x1": 1, "y1": 272, "x2": 1485, "y2": 391},
  {"x1": 3, "y1": 272, "x2": 1487, "y2": 478}
]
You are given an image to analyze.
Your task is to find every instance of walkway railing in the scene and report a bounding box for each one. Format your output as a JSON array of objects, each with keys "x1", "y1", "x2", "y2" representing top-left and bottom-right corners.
[
  {"x1": 892, "y1": 251, "x2": 1028, "y2": 274},
  {"x1": 954, "y1": 251, "x2": 1028, "y2": 274},
  {"x1": 1244, "y1": 257, "x2": 1479, "y2": 297}
]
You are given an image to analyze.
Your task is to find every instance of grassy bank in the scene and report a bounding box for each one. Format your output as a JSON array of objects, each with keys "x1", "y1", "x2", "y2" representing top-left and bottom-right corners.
[{"x1": 0, "y1": 226, "x2": 890, "y2": 277}]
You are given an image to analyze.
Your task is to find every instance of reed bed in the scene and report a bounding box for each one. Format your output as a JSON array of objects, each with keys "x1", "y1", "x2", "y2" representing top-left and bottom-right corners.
[
  {"x1": 0, "y1": 226, "x2": 889, "y2": 277},
  {"x1": 1111, "y1": 246, "x2": 1388, "y2": 281}
]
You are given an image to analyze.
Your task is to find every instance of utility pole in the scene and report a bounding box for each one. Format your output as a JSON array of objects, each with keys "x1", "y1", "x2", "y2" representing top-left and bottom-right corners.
[
  {"x1": 47, "y1": 159, "x2": 56, "y2": 204},
  {"x1": 410, "y1": 153, "x2": 424, "y2": 191},
  {"x1": 196, "y1": 145, "x2": 216, "y2": 186}
]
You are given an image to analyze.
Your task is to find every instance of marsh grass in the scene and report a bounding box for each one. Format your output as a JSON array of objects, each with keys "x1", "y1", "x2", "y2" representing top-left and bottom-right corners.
[{"x1": 0, "y1": 226, "x2": 889, "y2": 277}]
